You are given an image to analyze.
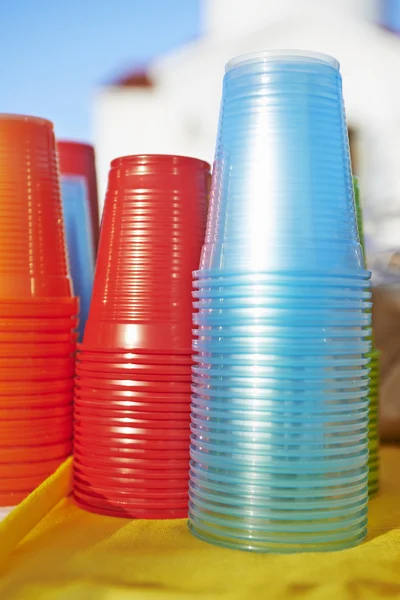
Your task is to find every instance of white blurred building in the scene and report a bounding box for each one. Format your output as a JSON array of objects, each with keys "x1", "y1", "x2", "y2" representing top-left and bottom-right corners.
[{"x1": 94, "y1": 0, "x2": 400, "y2": 279}]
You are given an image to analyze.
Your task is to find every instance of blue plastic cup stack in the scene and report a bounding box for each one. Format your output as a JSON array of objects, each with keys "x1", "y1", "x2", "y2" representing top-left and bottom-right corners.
[{"x1": 188, "y1": 50, "x2": 372, "y2": 553}]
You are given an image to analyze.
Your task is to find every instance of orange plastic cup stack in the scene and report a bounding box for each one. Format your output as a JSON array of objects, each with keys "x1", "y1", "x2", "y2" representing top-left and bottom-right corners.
[{"x1": 0, "y1": 115, "x2": 77, "y2": 509}]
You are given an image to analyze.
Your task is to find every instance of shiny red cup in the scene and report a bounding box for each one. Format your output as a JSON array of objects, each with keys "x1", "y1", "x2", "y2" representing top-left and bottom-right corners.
[
  {"x1": 75, "y1": 376, "x2": 190, "y2": 393},
  {"x1": 74, "y1": 432, "x2": 189, "y2": 451},
  {"x1": 0, "y1": 115, "x2": 73, "y2": 298},
  {"x1": 74, "y1": 401, "x2": 189, "y2": 421},
  {"x1": 75, "y1": 364, "x2": 191, "y2": 382},
  {"x1": 82, "y1": 154, "x2": 209, "y2": 352},
  {"x1": 74, "y1": 491, "x2": 187, "y2": 519},
  {"x1": 76, "y1": 359, "x2": 191, "y2": 376},
  {"x1": 73, "y1": 449, "x2": 188, "y2": 470},
  {"x1": 75, "y1": 386, "x2": 190, "y2": 403},
  {"x1": 77, "y1": 347, "x2": 192, "y2": 364},
  {"x1": 73, "y1": 440, "x2": 189, "y2": 460}
]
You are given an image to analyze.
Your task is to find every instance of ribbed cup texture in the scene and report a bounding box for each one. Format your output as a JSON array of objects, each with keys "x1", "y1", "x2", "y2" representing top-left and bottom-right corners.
[
  {"x1": 0, "y1": 115, "x2": 77, "y2": 507},
  {"x1": 189, "y1": 52, "x2": 372, "y2": 553},
  {"x1": 0, "y1": 115, "x2": 71, "y2": 297},
  {"x1": 353, "y1": 176, "x2": 379, "y2": 497},
  {"x1": 74, "y1": 155, "x2": 210, "y2": 519}
]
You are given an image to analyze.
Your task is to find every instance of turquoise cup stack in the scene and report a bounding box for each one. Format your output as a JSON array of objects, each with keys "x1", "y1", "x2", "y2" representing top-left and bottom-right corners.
[{"x1": 188, "y1": 51, "x2": 372, "y2": 553}]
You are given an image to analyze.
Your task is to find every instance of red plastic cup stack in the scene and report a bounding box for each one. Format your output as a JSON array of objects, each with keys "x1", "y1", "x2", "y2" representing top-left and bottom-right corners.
[
  {"x1": 0, "y1": 115, "x2": 77, "y2": 510},
  {"x1": 74, "y1": 155, "x2": 210, "y2": 518}
]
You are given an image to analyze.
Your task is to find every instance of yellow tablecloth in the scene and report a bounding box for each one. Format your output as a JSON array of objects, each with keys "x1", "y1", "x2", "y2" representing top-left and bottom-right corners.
[{"x1": 1, "y1": 447, "x2": 400, "y2": 600}]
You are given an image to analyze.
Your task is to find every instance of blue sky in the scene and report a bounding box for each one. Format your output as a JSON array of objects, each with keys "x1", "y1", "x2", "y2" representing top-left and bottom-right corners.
[{"x1": 0, "y1": 0, "x2": 201, "y2": 141}]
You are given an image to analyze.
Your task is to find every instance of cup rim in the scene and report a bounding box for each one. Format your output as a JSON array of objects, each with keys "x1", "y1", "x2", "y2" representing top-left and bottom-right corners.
[{"x1": 225, "y1": 50, "x2": 340, "y2": 73}]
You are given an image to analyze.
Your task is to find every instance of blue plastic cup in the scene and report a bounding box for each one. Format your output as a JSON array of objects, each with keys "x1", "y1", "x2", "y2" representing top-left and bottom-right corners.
[
  {"x1": 200, "y1": 51, "x2": 361, "y2": 274},
  {"x1": 61, "y1": 175, "x2": 95, "y2": 340}
]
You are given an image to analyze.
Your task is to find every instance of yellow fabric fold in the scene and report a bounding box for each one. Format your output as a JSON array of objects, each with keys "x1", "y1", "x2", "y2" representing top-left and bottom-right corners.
[{"x1": 0, "y1": 448, "x2": 400, "y2": 600}]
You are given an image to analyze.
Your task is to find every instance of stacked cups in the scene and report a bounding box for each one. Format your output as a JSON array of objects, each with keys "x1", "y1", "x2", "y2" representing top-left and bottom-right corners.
[
  {"x1": 58, "y1": 142, "x2": 98, "y2": 340},
  {"x1": 74, "y1": 154, "x2": 210, "y2": 518},
  {"x1": 0, "y1": 115, "x2": 77, "y2": 513},
  {"x1": 189, "y1": 51, "x2": 372, "y2": 552},
  {"x1": 353, "y1": 177, "x2": 380, "y2": 496}
]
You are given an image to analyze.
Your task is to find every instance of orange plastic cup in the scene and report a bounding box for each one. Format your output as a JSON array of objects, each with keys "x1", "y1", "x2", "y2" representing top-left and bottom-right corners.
[{"x1": 0, "y1": 115, "x2": 72, "y2": 298}]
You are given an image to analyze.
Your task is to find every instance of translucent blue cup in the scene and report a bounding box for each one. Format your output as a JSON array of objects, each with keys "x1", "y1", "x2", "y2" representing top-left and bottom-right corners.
[
  {"x1": 61, "y1": 175, "x2": 95, "y2": 340},
  {"x1": 200, "y1": 51, "x2": 362, "y2": 274}
]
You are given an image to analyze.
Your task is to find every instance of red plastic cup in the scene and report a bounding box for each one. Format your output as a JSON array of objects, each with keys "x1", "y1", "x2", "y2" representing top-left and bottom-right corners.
[
  {"x1": 74, "y1": 420, "x2": 189, "y2": 439},
  {"x1": 74, "y1": 472, "x2": 189, "y2": 494},
  {"x1": 74, "y1": 398, "x2": 190, "y2": 422},
  {"x1": 0, "y1": 115, "x2": 73, "y2": 298},
  {"x1": 83, "y1": 155, "x2": 209, "y2": 352},
  {"x1": 76, "y1": 359, "x2": 191, "y2": 376},
  {"x1": 74, "y1": 479, "x2": 188, "y2": 501},
  {"x1": 74, "y1": 412, "x2": 189, "y2": 431},
  {"x1": 73, "y1": 444, "x2": 189, "y2": 465},
  {"x1": 74, "y1": 461, "x2": 189, "y2": 480},
  {"x1": 74, "y1": 398, "x2": 189, "y2": 417},
  {"x1": 77, "y1": 347, "x2": 192, "y2": 364},
  {"x1": 73, "y1": 488, "x2": 188, "y2": 510},
  {"x1": 78, "y1": 344, "x2": 192, "y2": 357},
  {"x1": 74, "y1": 448, "x2": 187, "y2": 470},
  {"x1": 75, "y1": 376, "x2": 190, "y2": 393},
  {"x1": 74, "y1": 491, "x2": 187, "y2": 519},
  {"x1": 74, "y1": 432, "x2": 189, "y2": 450},
  {"x1": 74, "y1": 386, "x2": 190, "y2": 404},
  {"x1": 75, "y1": 364, "x2": 191, "y2": 382},
  {"x1": 57, "y1": 141, "x2": 99, "y2": 254}
]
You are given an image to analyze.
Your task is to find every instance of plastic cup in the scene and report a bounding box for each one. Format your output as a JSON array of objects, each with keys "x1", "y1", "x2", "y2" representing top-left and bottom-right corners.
[
  {"x1": 0, "y1": 440, "x2": 72, "y2": 463},
  {"x1": 0, "y1": 297, "x2": 78, "y2": 318},
  {"x1": 83, "y1": 155, "x2": 209, "y2": 352},
  {"x1": 77, "y1": 348, "x2": 192, "y2": 364},
  {"x1": 76, "y1": 376, "x2": 190, "y2": 393},
  {"x1": 73, "y1": 440, "x2": 189, "y2": 460},
  {"x1": 74, "y1": 490, "x2": 187, "y2": 519},
  {"x1": 0, "y1": 115, "x2": 72, "y2": 298},
  {"x1": 75, "y1": 364, "x2": 191, "y2": 382},
  {"x1": 76, "y1": 359, "x2": 191, "y2": 376},
  {"x1": 57, "y1": 141, "x2": 99, "y2": 252}
]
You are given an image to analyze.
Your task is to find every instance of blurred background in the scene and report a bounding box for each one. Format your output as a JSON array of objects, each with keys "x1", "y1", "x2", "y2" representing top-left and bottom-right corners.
[{"x1": 2, "y1": 0, "x2": 400, "y2": 286}]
